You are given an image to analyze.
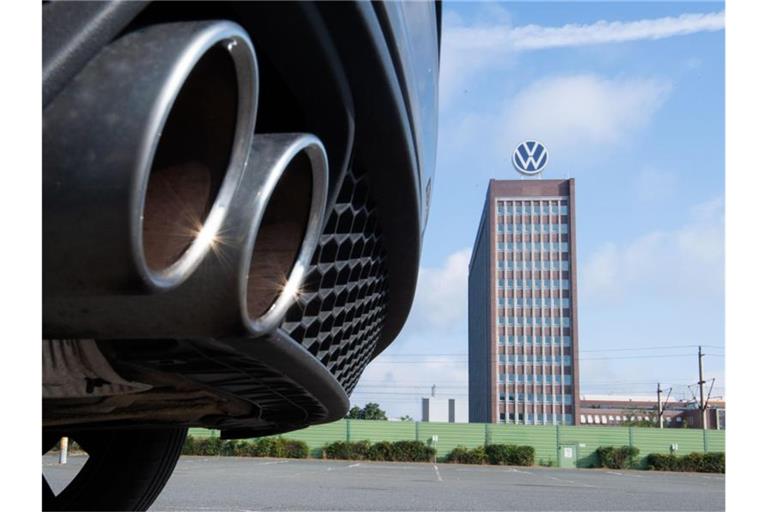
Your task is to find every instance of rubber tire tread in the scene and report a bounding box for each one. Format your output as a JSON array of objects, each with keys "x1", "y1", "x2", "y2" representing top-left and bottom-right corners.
[{"x1": 43, "y1": 427, "x2": 187, "y2": 511}]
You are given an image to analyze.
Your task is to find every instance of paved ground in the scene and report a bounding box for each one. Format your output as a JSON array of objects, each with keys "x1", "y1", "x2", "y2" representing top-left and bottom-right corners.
[{"x1": 43, "y1": 455, "x2": 724, "y2": 511}]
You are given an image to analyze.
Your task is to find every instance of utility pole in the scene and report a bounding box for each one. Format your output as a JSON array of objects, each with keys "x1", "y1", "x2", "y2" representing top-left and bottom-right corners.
[
  {"x1": 657, "y1": 383, "x2": 663, "y2": 429},
  {"x1": 656, "y1": 383, "x2": 672, "y2": 429},
  {"x1": 698, "y1": 346, "x2": 707, "y2": 430}
]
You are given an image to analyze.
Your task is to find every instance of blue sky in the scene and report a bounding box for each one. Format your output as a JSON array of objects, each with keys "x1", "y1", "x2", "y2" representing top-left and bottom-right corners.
[{"x1": 351, "y1": 1, "x2": 725, "y2": 419}]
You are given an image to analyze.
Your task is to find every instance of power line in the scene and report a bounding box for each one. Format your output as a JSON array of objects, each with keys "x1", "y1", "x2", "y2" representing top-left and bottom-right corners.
[
  {"x1": 581, "y1": 345, "x2": 706, "y2": 353},
  {"x1": 353, "y1": 394, "x2": 468, "y2": 397},
  {"x1": 356, "y1": 378, "x2": 720, "y2": 386},
  {"x1": 369, "y1": 353, "x2": 712, "y2": 363},
  {"x1": 376, "y1": 353, "x2": 467, "y2": 357},
  {"x1": 375, "y1": 345, "x2": 723, "y2": 357},
  {"x1": 580, "y1": 354, "x2": 697, "y2": 361}
]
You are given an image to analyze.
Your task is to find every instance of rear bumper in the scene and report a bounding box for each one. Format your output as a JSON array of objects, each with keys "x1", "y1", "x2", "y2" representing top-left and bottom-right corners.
[{"x1": 42, "y1": 1, "x2": 439, "y2": 437}]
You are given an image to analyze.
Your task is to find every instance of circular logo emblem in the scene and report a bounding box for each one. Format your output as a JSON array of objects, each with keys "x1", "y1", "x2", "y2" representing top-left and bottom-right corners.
[{"x1": 512, "y1": 141, "x2": 548, "y2": 175}]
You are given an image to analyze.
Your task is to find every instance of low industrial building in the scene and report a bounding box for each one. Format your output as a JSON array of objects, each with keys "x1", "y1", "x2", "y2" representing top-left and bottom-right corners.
[
  {"x1": 579, "y1": 395, "x2": 725, "y2": 429},
  {"x1": 421, "y1": 397, "x2": 469, "y2": 423}
]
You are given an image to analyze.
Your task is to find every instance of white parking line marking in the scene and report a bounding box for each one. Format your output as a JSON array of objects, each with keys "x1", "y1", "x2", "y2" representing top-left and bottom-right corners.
[
  {"x1": 606, "y1": 470, "x2": 644, "y2": 478},
  {"x1": 506, "y1": 468, "x2": 533, "y2": 475},
  {"x1": 347, "y1": 463, "x2": 361, "y2": 468},
  {"x1": 355, "y1": 465, "x2": 420, "y2": 470},
  {"x1": 433, "y1": 464, "x2": 443, "y2": 482},
  {"x1": 545, "y1": 475, "x2": 598, "y2": 488}
]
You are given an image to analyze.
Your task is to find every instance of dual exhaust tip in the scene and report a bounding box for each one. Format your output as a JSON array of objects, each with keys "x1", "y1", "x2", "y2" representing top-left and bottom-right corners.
[{"x1": 43, "y1": 21, "x2": 327, "y2": 338}]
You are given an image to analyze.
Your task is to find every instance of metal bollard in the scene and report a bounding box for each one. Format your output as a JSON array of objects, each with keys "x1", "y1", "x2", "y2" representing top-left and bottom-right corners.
[{"x1": 59, "y1": 437, "x2": 68, "y2": 464}]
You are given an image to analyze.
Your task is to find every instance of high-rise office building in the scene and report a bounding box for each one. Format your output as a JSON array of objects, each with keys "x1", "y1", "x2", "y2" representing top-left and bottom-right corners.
[{"x1": 468, "y1": 179, "x2": 580, "y2": 425}]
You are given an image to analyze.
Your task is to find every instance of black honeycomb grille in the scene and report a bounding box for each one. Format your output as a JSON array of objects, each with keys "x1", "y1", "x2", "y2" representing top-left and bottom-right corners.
[{"x1": 281, "y1": 166, "x2": 388, "y2": 394}]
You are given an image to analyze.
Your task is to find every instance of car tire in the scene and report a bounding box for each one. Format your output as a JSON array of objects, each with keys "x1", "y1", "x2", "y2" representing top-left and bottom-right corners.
[{"x1": 43, "y1": 427, "x2": 187, "y2": 511}]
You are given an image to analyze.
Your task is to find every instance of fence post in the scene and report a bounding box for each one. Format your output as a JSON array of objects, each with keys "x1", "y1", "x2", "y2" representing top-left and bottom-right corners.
[
  {"x1": 703, "y1": 429, "x2": 709, "y2": 453},
  {"x1": 484, "y1": 423, "x2": 490, "y2": 446},
  {"x1": 415, "y1": 421, "x2": 420, "y2": 442},
  {"x1": 628, "y1": 426, "x2": 634, "y2": 450},
  {"x1": 346, "y1": 419, "x2": 351, "y2": 443}
]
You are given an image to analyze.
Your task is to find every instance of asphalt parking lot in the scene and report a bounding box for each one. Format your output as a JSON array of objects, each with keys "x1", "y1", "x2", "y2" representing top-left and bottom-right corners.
[{"x1": 43, "y1": 455, "x2": 724, "y2": 511}]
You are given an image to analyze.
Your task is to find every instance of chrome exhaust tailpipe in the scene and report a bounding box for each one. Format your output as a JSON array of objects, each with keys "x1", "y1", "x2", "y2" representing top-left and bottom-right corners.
[
  {"x1": 233, "y1": 134, "x2": 328, "y2": 335},
  {"x1": 43, "y1": 21, "x2": 258, "y2": 294},
  {"x1": 43, "y1": 134, "x2": 328, "y2": 338}
]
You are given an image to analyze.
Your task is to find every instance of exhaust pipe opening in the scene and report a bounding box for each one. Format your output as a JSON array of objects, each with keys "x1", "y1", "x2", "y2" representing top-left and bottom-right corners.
[
  {"x1": 136, "y1": 26, "x2": 259, "y2": 289},
  {"x1": 246, "y1": 153, "x2": 313, "y2": 319},
  {"x1": 142, "y1": 44, "x2": 239, "y2": 274},
  {"x1": 43, "y1": 21, "x2": 258, "y2": 294},
  {"x1": 237, "y1": 135, "x2": 328, "y2": 336}
]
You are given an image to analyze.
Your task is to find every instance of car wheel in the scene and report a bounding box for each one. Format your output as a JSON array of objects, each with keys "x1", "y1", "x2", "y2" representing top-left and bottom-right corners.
[{"x1": 43, "y1": 427, "x2": 187, "y2": 511}]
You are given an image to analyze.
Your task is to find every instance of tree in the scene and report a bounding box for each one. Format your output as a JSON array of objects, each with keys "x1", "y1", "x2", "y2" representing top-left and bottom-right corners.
[
  {"x1": 346, "y1": 405, "x2": 363, "y2": 419},
  {"x1": 400, "y1": 415, "x2": 414, "y2": 422},
  {"x1": 345, "y1": 402, "x2": 388, "y2": 420}
]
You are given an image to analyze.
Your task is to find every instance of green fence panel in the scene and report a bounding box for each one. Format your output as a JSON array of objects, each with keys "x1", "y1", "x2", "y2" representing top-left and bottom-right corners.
[
  {"x1": 188, "y1": 427, "x2": 218, "y2": 438},
  {"x1": 348, "y1": 420, "x2": 417, "y2": 443},
  {"x1": 631, "y1": 428, "x2": 706, "y2": 467},
  {"x1": 489, "y1": 424, "x2": 559, "y2": 466},
  {"x1": 704, "y1": 430, "x2": 725, "y2": 453},
  {"x1": 283, "y1": 421, "x2": 349, "y2": 457},
  {"x1": 417, "y1": 422, "x2": 487, "y2": 458},
  {"x1": 186, "y1": 421, "x2": 725, "y2": 466},
  {"x1": 558, "y1": 426, "x2": 631, "y2": 468}
]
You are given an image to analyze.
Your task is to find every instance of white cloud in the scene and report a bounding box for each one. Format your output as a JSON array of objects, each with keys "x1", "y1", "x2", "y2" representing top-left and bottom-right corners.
[
  {"x1": 440, "y1": 10, "x2": 724, "y2": 105},
  {"x1": 634, "y1": 167, "x2": 680, "y2": 202},
  {"x1": 581, "y1": 197, "x2": 724, "y2": 302},
  {"x1": 435, "y1": 73, "x2": 673, "y2": 186},
  {"x1": 497, "y1": 74, "x2": 671, "y2": 157},
  {"x1": 446, "y1": 11, "x2": 724, "y2": 52},
  {"x1": 407, "y1": 248, "x2": 472, "y2": 333}
]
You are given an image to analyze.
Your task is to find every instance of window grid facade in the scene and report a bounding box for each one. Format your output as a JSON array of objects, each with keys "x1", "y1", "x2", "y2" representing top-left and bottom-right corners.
[
  {"x1": 495, "y1": 196, "x2": 572, "y2": 425},
  {"x1": 469, "y1": 179, "x2": 580, "y2": 426}
]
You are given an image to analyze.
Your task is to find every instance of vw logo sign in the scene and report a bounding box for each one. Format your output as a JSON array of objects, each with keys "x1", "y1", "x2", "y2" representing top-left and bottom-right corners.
[{"x1": 512, "y1": 141, "x2": 548, "y2": 175}]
